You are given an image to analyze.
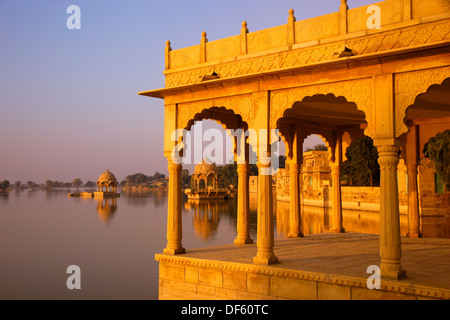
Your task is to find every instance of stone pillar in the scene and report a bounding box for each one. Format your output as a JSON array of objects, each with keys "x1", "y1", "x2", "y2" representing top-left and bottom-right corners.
[
  {"x1": 377, "y1": 144, "x2": 406, "y2": 279},
  {"x1": 331, "y1": 165, "x2": 345, "y2": 233},
  {"x1": 253, "y1": 161, "x2": 278, "y2": 265},
  {"x1": 234, "y1": 161, "x2": 253, "y2": 245},
  {"x1": 163, "y1": 161, "x2": 185, "y2": 255},
  {"x1": 407, "y1": 164, "x2": 422, "y2": 238},
  {"x1": 288, "y1": 163, "x2": 303, "y2": 237}
]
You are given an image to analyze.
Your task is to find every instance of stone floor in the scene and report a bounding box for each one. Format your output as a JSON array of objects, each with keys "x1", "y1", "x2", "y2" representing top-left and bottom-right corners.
[{"x1": 181, "y1": 233, "x2": 450, "y2": 291}]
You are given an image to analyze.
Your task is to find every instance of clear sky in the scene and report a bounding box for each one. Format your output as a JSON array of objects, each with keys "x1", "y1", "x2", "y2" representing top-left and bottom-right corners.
[{"x1": 0, "y1": 0, "x2": 375, "y2": 183}]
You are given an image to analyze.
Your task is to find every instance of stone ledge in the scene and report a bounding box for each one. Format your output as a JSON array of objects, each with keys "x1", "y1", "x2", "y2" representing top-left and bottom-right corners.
[{"x1": 155, "y1": 253, "x2": 450, "y2": 300}]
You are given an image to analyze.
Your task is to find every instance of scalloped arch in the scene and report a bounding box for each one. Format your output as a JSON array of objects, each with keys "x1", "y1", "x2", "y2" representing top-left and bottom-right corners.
[
  {"x1": 177, "y1": 95, "x2": 253, "y2": 131},
  {"x1": 396, "y1": 67, "x2": 450, "y2": 137},
  {"x1": 271, "y1": 78, "x2": 372, "y2": 136}
]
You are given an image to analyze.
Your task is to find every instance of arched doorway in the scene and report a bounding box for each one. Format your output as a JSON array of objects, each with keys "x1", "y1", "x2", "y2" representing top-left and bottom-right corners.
[
  {"x1": 275, "y1": 93, "x2": 368, "y2": 238},
  {"x1": 401, "y1": 77, "x2": 450, "y2": 238}
]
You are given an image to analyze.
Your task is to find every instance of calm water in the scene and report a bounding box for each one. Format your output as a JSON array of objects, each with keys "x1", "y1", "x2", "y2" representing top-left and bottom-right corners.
[{"x1": 1, "y1": 189, "x2": 449, "y2": 300}]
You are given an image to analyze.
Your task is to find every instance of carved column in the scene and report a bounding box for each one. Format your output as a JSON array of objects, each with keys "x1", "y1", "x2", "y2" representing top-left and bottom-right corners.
[
  {"x1": 407, "y1": 164, "x2": 422, "y2": 238},
  {"x1": 377, "y1": 144, "x2": 406, "y2": 279},
  {"x1": 331, "y1": 165, "x2": 345, "y2": 233},
  {"x1": 288, "y1": 163, "x2": 303, "y2": 237},
  {"x1": 234, "y1": 161, "x2": 253, "y2": 245},
  {"x1": 163, "y1": 161, "x2": 185, "y2": 255},
  {"x1": 253, "y1": 161, "x2": 278, "y2": 265}
]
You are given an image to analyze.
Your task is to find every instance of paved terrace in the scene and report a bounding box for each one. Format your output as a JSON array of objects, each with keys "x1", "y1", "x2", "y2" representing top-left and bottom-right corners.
[{"x1": 156, "y1": 233, "x2": 450, "y2": 299}]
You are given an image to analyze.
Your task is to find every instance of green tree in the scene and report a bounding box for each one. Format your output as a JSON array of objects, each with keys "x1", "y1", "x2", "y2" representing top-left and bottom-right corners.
[
  {"x1": 180, "y1": 169, "x2": 191, "y2": 188},
  {"x1": 45, "y1": 180, "x2": 53, "y2": 190},
  {"x1": 305, "y1": 144, "x2": 328, "y2": 152},
  {"x1": 125, "y1": 173, "x2": 148, "y2": 185},
  {"x1": 119, "y1": 180, "x2": 127, "y2": 187},
  {"x1": 152, "y1": 171, "x2": 165, "y2": 180},
  {"x1": 0, "y1": 180, "x2": 9, "y2": 191},
  {"x1": 26, "y1": 181, "x2": 37, "y2": 189},
  {"x1": 84, "y1": 181, "x2": 95, "y2": 189},
  {"x1": 217, "y1": 163, "x2": 238, "y2": 188},
  {"x1": 249, "y1": 164, "x2": 258, "y2": 176},
  {"x1": 72, "y1": 178, "x2": 83, "y2": 192},
  {"x1": 424, "y1": 130, "x2": 450, "y2": 186},
  {"x1": 341, "y1": 136, "x2": 380, "y2": 187}
]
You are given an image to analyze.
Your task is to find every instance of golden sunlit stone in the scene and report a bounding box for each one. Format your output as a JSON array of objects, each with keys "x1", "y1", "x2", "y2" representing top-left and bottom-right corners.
[{"x1": 140, "y1": 0, "x2": 450, "y2": 299}]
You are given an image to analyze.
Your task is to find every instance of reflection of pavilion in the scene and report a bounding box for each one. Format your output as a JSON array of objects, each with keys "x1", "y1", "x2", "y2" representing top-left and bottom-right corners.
[
  {"x1": 185, "y1": 200, "x2": 229, "y2": 242},
  {"x1": 185, "y1": 160, "x2": 231, "y2": 200},
  {"x1": 96, "y1": 197, "x2": 118, "y2": 224}
]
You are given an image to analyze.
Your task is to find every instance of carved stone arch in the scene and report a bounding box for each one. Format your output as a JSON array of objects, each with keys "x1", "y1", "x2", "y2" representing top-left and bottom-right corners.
[
  {"x1": 270, "y1": 78, "x2": 373, "y2": 136},
  {"x1": 177, "y1": 94, "x2": 253, "y2": 131},
  {"x1": 302, "y1": 132, "x2": 335, "y2": 162},
  {"x1": 395, "y1": 66, "x2": 450, "y2": 137}
]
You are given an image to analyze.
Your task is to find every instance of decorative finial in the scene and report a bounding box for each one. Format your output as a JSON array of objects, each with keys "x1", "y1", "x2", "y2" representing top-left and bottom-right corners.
[
  {"x1": 288, "y1": 9, "x2": 296, "y2": 28},
  {"x1": 166, "y1": 40, "x2": 171, "y2": 49},
  {"x1": 340, "y1": 0, "x2": 348, "y2": 10},
  {"x1": 202, "y1": 31, "x2": 207, "y2": 39},
  {"x1": 288, "y1": 8, "x2": 296, "y2": 23},
  {"x1": 241, "y1": 20, "x2": 248, "y2": 33}
]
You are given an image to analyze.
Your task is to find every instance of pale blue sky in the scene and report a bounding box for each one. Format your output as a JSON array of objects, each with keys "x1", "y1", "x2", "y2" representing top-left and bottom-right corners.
[{"x1": 0, "y1": 0, "x2": 375, "y2": 183}]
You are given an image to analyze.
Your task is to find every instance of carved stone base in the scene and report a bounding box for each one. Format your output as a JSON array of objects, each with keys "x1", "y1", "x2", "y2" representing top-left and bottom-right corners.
[
  {"x1": 234, "y1": 237, "x2": 254, "y2": 245},
  {"x1": 331, "y1": 227, "x2": 346, "y2": 234},
  {"x1": 381, "y1": 261, "x2": 406, "y2": 280},
  {"x1": 287, "y1": 231, "x2": 304, "y2": 238},
  {"x1": 163, "y1": 243, "x2": 185, "y2": 255},
  {"x1": 407, "y1": 231, "x2": 423, "y2": 239},
  {"x1": 253, "y1": 251, "x2": 279, "y2": 265}
]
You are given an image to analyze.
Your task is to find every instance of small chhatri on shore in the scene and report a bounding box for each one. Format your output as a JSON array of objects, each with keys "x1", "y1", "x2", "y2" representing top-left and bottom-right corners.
[
  {"x1": 184, "y1": 160, "x2": 232, "y2": 200},
  {"x1": 68, "y1": 169, "x2": 120, "y2": 198}
]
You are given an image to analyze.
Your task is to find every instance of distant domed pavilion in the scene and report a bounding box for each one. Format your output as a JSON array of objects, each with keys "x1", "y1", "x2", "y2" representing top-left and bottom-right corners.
[
  {"x1": 95, "y1": 169, "x2": 120, "y2": 198},
  {"x1": 97, "y1": 169, "x2": 118, "y2": 193},
  {"x1": 185, "y1": 159, "x2": 231, "y2": 200},
  {"x1": 68, "y1": 169, "x2": 120, "y2": 199},
  {"x1": 192, "y1": 160, "x2": 219, "y2": 190}
]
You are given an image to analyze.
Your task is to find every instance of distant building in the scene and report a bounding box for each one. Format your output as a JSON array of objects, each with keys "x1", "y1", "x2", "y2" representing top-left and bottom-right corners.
[
  {"x1": 95, "y1": 169, "x2": 120, "y2": 198},
  {"x1": 185, "y1": 160, "x2": 231, "y2": 200}
]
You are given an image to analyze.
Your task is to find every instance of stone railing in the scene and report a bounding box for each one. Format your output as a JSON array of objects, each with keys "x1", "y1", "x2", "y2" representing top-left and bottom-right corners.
[{"x1": 163, "y1": 0, "x2": 450, "y2": 87}]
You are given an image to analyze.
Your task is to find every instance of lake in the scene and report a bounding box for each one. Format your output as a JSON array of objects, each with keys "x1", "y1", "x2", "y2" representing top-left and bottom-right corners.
[{"x1": 1, "y1": 189, "x2": 449, "y2": 299}]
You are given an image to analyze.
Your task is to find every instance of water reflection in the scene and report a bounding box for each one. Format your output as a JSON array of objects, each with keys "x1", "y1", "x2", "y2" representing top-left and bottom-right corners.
[
  {"x1": 121, "y1": 190, "x2": 167, "y2": 207},
  {"x1": 273, "y1": 198, "x2": 450, "y2": 239},
  {"x1": 0, "y1": 192, "x2": 9, "y2": 202},
  {"x1": 1, "y1": 189, "x2": 449, "y2": 300},
  {"x1": 96, "y1": 197, "x2": 118, "y2": 225},
  {"x1": 184, "y1": 199, "x2": 235, "y2": 242}
]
